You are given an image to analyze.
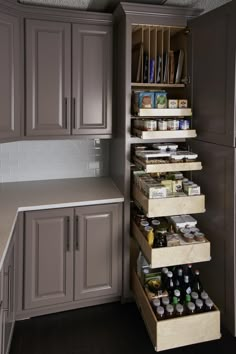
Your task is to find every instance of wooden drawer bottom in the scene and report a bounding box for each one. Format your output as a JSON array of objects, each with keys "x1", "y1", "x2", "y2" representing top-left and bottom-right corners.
[{"x1": 132, "y1": 271, "x2": 221, "y2": 352}]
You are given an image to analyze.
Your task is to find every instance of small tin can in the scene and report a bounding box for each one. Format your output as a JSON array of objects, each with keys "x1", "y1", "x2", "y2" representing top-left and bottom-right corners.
[
  {"x1": 167, "y1": 119, "x2": 179, "y2": 131},
  {"x1": 144, "y1": 120, "x2": 157, "y2": 131},
  {"x1": 158, "y1": 120, "x2": 167, "y2": 131},
  {"x1": 179, "y1": 119, "x2": 190, "y2": 130}
]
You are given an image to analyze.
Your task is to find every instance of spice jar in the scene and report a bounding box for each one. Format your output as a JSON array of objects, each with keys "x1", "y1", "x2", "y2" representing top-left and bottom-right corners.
[
  {"x1": 144, "y1": 119, "x2": 157, "y2": 131},
  {"x1": 158, "y1": 119, "x2": 167, "y2": 131}
]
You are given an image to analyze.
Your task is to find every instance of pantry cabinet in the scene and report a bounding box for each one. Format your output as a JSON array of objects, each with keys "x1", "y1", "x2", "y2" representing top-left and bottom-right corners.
[
  {"x1": 26, "y1": 19, "x2": 112, "y2": 138},
  {"x1": 0, "y1": 11, "x2": 20, "y2": 141},
  {"x1": 22, "y1": 204, "x2": 122, "y2": 314}
]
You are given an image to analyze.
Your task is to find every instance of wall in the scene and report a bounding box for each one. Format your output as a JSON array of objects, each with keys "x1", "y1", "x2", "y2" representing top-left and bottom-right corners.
[
  {"x1": 0, "y1": 139, "x2": 109, "y2": 183},
  {"x1": 166, "y1": 0, "x2": 231, "y2": 13}
]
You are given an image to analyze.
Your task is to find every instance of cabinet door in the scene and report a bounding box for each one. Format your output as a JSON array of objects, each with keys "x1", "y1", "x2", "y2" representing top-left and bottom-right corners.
[
  {"x1": 189, "y1": 2, "x2": 236, "y2": 146},
  {"x1": 0, "y1": 12, "x2": 20, "y2": 140},
  {"x1": 74, "y1": 204, "x2": 121, "y2": 301},
  {"x1": 24, "y1": 209, "x2": 74, "y2": 310},
  {"x1": 72, "y1": 24, "x2": 112, "y2": 136},
  {"x1": 26, "y1": 20, "x2": 71, "y2": 136},
  {"x1": 1, "y1": 232, "x2": 16, "y2": 354}
]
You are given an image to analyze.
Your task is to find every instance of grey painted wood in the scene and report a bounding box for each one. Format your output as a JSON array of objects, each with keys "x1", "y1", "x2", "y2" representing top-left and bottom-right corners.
[
  {"x1": 26, "y1": 19, "x2": 71, "y2": 136},
  {"x1": 74, "y1": 204, "x2": 121, "y2": 300},
  {"x1": 0, "y1": 12, "x2": 20, "y2": 140},
  {"x1": 24, "y1": 208, "x2": 74, "y2": 310},
  {"x1": 72, "y1": 23, "x2": 112, "y2": 135},
  {"x1": 190, "y1": 1, "x2": 235, "y2": 146},
  {"x1": 1, "y1": 229, "x2": 16, "y2": 354},
  {"x1": 190, "y1": 140, "x2": 235, "y2": 335}
]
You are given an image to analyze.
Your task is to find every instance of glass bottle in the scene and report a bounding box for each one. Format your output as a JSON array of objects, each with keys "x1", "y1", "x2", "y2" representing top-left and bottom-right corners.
[
  {"x1": 183, "y1": 275, "x2": 192, "y2": 298},
  {"x1": 184, "y1": 264, "x2": 194, "y2": 286},
  {"x1": 187, "y1": 301, "x2": 196, "y2": 315},
  {"x1": 200, "y1": 291, "x2": 209, "y2": 302},
  {"x1": 174, "y1": 267, "x2": 184, "y2": 289},
  {"x1": 166, "y1": 304, "x2": 174, "y2": 318},
  {"x1": 161, "y1": 267, "x2": 169, "y2": 289},
  {"x1": 205, "y1": 298, "x2": 214, "y2": 312},
  {"x1": 195, "y1": 298, "x2": 204, "y2": 313},
  {"x1": 185, "y1": 294, "x2": 191, "y2": 304},
  {"x1": 175, "y1": 303, "x2": 184, "y2": 317},
  {"x1": 191, "y1": 291, "x2": 199, "y2": 302},
  {"x1": 166, "y1": 271, "x2": 174, "y2": 298},
  {"x1": 173, "y1": 289, "x2": 181, "y2": 304},
  {"x1": 156, "y1": 306, "x2": 165, "y2": 321},
  {"x1": 162, "y1": 296, "x2": 170, "y2": 307},
  {"x1": 192, "y1": 269, "x2": 203, "y2": 294},
  {"x1": 152, "y1": 298, "x2": 161, "y2": 311}
]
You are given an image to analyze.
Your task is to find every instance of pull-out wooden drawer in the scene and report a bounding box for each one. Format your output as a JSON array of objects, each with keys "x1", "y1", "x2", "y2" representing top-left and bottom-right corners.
[
  {"x1": 133, "y1": 128, "x2": 197, "y2": 140},
  {"x1": 132, "y1": 271, "x2": 221, "y2": 352},
  {"x1": 133, "y1": 156, "x2": 203, "y2": 173},
  {"x1": 132, "y1": 221, "x2": 211, "y2": 268},
  {"x1": 133, "y1": 185, "x2": 205, "y2": 218}
]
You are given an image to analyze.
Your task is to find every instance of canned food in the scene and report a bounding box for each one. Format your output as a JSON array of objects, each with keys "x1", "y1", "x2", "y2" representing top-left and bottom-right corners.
[
  {"x1": 144, "y1": 120, "x2": 157, "y2": 131},
  {"x1": 158, "y1": 120, "x2": 167, "y2": 131},
  {"x1": 167, "y1": 119, "x2": 179, "y2": 131},
  {"x1": 179, "y1": 119, "x2": 190, "y2": 130}
]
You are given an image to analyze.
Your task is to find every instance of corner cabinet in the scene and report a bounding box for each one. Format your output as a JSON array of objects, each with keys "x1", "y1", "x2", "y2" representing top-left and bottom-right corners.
[
  {"x1": 21, "y1": 204, "x2": 122, "y2": 316},
  {"x1": 0, "y1": 11, "x2": 20, "y2": 141},
  {"x1": 26, "y1": 19, "x2": 112, "y2": 138}
]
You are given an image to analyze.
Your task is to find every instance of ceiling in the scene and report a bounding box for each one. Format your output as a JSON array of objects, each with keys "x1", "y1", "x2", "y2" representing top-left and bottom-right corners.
[{"x1": 18, "y1": 0, "x2": 231, "y2": 13}]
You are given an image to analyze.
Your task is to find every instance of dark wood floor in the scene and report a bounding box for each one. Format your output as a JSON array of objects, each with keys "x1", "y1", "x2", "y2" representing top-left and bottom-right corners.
[{"x1": 10, "y1": 302, "x2": 236, "y2": 354}]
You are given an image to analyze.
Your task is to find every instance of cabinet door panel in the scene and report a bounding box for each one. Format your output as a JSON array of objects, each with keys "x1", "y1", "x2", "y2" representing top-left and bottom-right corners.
[
  {"x1": 74, "y1": 204, "x2": 121, "y2": 300},
  {"x1": 26, "y1": 20, "x2": 71, "y2": 136},
  {"x1": 189, "y1": 3, "x2": 235, "y2": 146},
  {"x1": 72, "y1": 24, "x2": 112, "y2": 135},
  {"x1": 0, "y1": 12, "x2": 20, "y2": 140},
  {"x1": 24, "y1": 209, "x2": 74, "y2": 310}
]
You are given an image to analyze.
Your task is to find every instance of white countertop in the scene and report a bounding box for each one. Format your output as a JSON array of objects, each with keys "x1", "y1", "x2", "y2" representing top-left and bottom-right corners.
[{"x1": 0, "y1": 177, "x2": 124, "y2": 269}]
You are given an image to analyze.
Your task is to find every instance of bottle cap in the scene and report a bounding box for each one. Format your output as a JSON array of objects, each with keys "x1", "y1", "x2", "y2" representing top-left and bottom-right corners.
[
  {"x1": 156, "y1": 306, "x2": 164, "y2": 316},
  {"x1": 191, "y1": 291, "x2": 199, "y2": 300},
  {"x1": 166, "y1": 304, "x2": 174, "y2": 314},
  {"x1": 185, "y1": 294, "x2": 191, "y2": 303},
  {"x1": 174, "y1": 289, "x2": 180, "y2": 297},
  {"x1": 162, "y1": 297, "x2": 170, "y2": 306},
  {"x1": 195, "y1": 299, "x2": 203, "y2": 308},
  {"x1": 187, "y1": 302, "x2": 196, "y2": 312},
  {"x1": 201, "y1": 291, "x2": 209, "y2": 300},
  {"x1": 195, "y1": 269, "x2": 200, "y2": 275},
  {"x1": 167, "y1": 271, "x2": 173, "y2": 278},
  {"x1": 152, "y1": 298, "x2": 161, "y2": 307},
  {"x1": 162, "y1": 267, "x2": 168, "y2": 274},
  {"x1": 205, "y1": 298, "x2": 214, "y2": 309},
  {"x1": 176, "y1": 304, "x2": 184, "y2": 314}
]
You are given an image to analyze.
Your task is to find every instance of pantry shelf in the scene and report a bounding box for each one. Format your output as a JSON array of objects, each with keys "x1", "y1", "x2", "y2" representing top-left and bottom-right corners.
[
  {"x1": 133, "y1": 185, "x2": 205, "y2": 218},
  {"x1": 132, "y1": 270, "x2": 221, "y2": 352},
  {"x1": 135, "y1": 108, "x2": 192, "y2": 117},
  {"x1": 133, "y1": 128, "x2": 197, "y2": 140},
  {"x1": 133, "y1": 156, "x2": 203, "y2": 173},
  {"x1": 132, "y1": 221, "x2": 211, "y2": 268}
]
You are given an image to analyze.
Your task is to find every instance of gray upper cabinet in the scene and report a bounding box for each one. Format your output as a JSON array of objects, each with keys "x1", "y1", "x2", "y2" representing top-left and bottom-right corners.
[
  {"x1": 26, "y1": 20, "x2": 71, "y2": 136},
  {"x1": 72, "y1": 24, "x2": 112, "y2": 135},
  {"x1": 74, "y1": 204, "x2": 121, "y2": 300},
  {"x1": 0, "y1": 12, "x2": 20, "y2": 141},
  {"x1": 190, "y1": 2, "x2": 235, "y2": 147},
  {"x1": 24, "y1": 208, "x2": 74, "y2": 309}
]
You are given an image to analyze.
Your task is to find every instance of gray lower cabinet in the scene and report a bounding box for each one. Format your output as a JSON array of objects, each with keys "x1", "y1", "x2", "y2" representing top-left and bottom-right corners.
[
  {"x1": 23, "y1": 204, "x2": 121, "y2": 312},
  {"x1": 0, "y1": 12, "x2": 20, "y2": 141},
  {"x1": 74, "y1": 204, "x2": 121, "y2": 300},
  {"x1": 1, "y1": 229, "x2": 16, "y2": 354},
  {"x1": 26, "y1": 20, "x2": 71, "y2": 136},
  {"x1": 24, "y1": 208, "x2": 74, "y2": 309}
]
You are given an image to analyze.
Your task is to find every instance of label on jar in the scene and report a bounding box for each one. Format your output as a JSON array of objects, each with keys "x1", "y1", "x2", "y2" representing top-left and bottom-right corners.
[
  {"x1": 158, "y1": 120, "x2": 167, "y2": 131},
  {"x1": 144, "y1": 120, "x2": 157, "y2": 131},
  {"x1": 167, "y1": 119, "x2": 179, "y2": 131},
  {"x1": 179, "y1": 119, "x2": 190, "y2": 130}
]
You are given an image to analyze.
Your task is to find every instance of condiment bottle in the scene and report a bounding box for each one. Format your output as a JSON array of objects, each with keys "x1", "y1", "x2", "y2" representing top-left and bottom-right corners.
[
  {"x1": 187, "y1": 301, "x2": 196, "y2": 315},
  {"x1": 173, "y1": 289, "x2": 181, "y2": 304},
  {"x1": 140, "y1": 220, "x2": 149, "y2": 232},
  {"x1": 152, "y1": 298, "x2": 161, "y2": 310},
  {"x1": 192, "y1": 269, "x2": 203, "y2": 294},
  {"x1": 161, "y1": 267, "x2": 169, "y2": 289},
  {"x1": 200, "y1": 291, "x2": 209, "y2": 301},
  {"x1": 166, "y1": 271, "x2": 174, "y2": 298},
  {"x1": 156, "y1": 306, "x2": 165, "y2": 321},
  {"x1": 144, "y1": 226, "x2": 154, "y2": 247},
  {"x1": 195, "y1": 299, "x2": 204, "y2": 313},
  {"x1": 205, "y1": 298, "x2": 214, "y2": 312},
  {"x1": 175, "y1": 303, "x2": 184, "y2": 317},
  {"x1": 165, "y1": 304, "x2": 174, "y2": 318},
  {"x1": 162, "y1": 297, "x2": 170, "y2": 307},
  {"x1": 191, "y1": 291, "x2": 199, "y2": 302}
]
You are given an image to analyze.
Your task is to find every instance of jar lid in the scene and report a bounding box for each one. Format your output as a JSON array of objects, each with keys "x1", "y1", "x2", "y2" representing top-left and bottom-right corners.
[
  {"x1": 176, "y1": 304, "x2": 184, "y2": 314},
  {"x1": 144, "y1": 226, "x2": 153, "y2": 232},
  {"x1": 174, "y1": 289, "x2": 180, "y2": 297},
  {"x1": 152, "y1": 298, "x2": 161, "y2": 307},
  {"x1": 156, "y1": 306, "x2": 164, "y2": 316},
  {"x1": 187, "y1": 302, "x2": 196, "y2": 311},
  {"x1": 166, "y1": 304, "x2": 174, "y2": 314},
  {"x1": 201, "y1": 291, "x2": 209, "y2": 300},
  {"x1": 205, "y1": 298, "x2": 214, "y2": 308},
  {"x1": 152, "y1": 220, "x2": 161, "y2": 226},
  {"x1": 167, "y1": 271, "x2": 173, "y2": 278},
  {"x1": 140, "y1": 221, "x2": 149, "y2": 227}
]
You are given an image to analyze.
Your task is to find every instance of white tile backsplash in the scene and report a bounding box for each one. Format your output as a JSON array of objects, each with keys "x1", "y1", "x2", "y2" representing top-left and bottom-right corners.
[{"x1": 0, "y1": 140, "x2": 109, "y2": 183}]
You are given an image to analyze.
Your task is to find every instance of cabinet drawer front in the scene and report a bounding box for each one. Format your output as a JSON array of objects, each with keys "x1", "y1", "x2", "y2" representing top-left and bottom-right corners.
[
  {"x1": 132, "y1": 221, "x2": 211, "y2": 268},
  {"x1": 132, "y1": 271, "x2": 221, "y2": 352},
  {"x1": 133, "y1": 185, "x2": 205, "y2": 217}
]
